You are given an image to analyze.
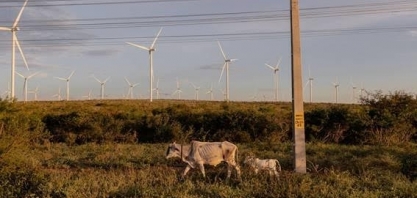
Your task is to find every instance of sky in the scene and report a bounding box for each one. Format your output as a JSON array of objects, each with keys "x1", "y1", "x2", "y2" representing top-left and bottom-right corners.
[{"x1": 1, "y1": 0, "x2": 417, "y2": 103}]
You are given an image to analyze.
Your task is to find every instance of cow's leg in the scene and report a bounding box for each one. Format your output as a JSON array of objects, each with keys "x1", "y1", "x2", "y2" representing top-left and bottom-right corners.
[
  {"x1": 182, "y1": 165, "x2": 192, "y2": 178},
  {"x1": 227, "y1": 164, "x2": 232, "y2": 179},
  {"x1": 198, "y1": 163, "x2": 206, "y2": 178},
  {"x1": 254, "y1": 168, "x2": 259, "y2": 174}
]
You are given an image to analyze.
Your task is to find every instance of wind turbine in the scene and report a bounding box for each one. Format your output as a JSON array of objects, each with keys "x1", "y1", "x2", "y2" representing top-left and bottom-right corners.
[
  {"x1": 125, "y1": 77, "x2": 139, "y2": 99},
  {"x1": 172, "y1": 77, "x2": 182, "y2": 99},
  {"x1": 52, "y1": 87, "x2": 62, "y2": 101},
  {"x1": 126, "y1": 27, "x2": 163, "y2": 102},
  {"x1": 303, "y1": 65, "x2": 314, "y2": 103},
  {"x1": 189, "y1": 82, "x2": 200, "y2": 100},
  {"x1": 2, "y1": 83, "x2": 11, "y2": 99},
  {"x1": 332, "y1": 77, "x2": 340, "y2": 103},
  {"x1": 54, "y1": 70, "x2": 75, "y2": 101},
  {"x1": 350, "y1": 78, "x2": 357, "y2": 103},
  {"x1": 219, "y1": 88, "x2": 226, "y2": 101},
  {"x1": 359, "y1": 82, "x2": 366, "y2": 101},
  {"x1": 206, "y1": 83, "x2": 214, "y2": 101},
  {"x1": 82, "y1": 89, "x2": 93, "y2": 100},
  {"x1": 265, "y1": 57, "x2": 281, "y2": 101},
  {"x1": 0, "y1": 0, "x2": 30, "y2": 99},
  {"x1": 92, "y1": 75, "x2": 110, "y2": 100},
  {"x1": 28, "y1": 85, "x2": 39, "y2": 101},
  {"x1": 16, "y1": 71, "x2": 38, "y2": 102},
  {"x1": 153, "y1": 78, "x2": 160, "y2": 99},
  {"x1": 217, "y1": 41, "x2": 237, "y2": 102}
]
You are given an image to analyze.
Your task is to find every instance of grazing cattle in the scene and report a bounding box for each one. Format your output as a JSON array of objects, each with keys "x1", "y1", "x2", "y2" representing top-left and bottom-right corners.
[
  {"x1": 166, "y1": 140, "x2": 241, "y2": 180},
  {"x1": 244, "y1": 155, "x2": 282, "y2": 178}
]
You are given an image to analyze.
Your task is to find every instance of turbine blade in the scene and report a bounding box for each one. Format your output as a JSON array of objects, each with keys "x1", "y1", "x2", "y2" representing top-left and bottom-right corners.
[
  {"x1": 15, "y1": 36, "x2": 29, "y2": 71},
  {"x1": 104, "y1": 77, "x2": 110, "y2": 83},
  {"x1": 13, "y1": 0, "x2": 29, "y2": 28},
  {"x1": 303, "y1": 80, "x2": 310, "y2": 91},
  {"x1": 150, "y1": 27, "x2": 163, "y2": 49},
  {"x1": 15, "y1": 71, "x2": 24, "y2": 78},
  {"x1": 124, "y1": 77, "x2": 131, "y2": 85},
  {"x1": 217, "y1": 41, "x2": 227, "y2": 60},
  {"x1": 218, "y1": 63, "x2": 226, "y2": 83},
  {"x1": 68, "y1": 70, "x2": 75, "y2": 79},
  {"x1": 28, "y1": 72, "x2": 38, "y2": 78},
  {"x1": 265, "y1": 63, "x2": 275, "y2": 70},
  {"x1": 126, "y1": 42, "x2": 149, "y2": 51},
  {"x1": 0, "y1": 27, "x2": 12, "y2": 31},
  {"x1": 54, "y1": 77, "x2": 67, "y2": 81},
  {"x1": 92, "y1": 75, "x2": 101, "y2": 83},
  {"x1": 274, "y1": 57, "x2": 282, "y2": 69},
  {"x1": 230, "y1": 58, "x2": 238, "y2": 62}
]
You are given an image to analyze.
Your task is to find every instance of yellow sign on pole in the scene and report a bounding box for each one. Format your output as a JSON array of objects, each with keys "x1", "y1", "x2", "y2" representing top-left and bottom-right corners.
[{"x1": 295, "y1": 113, "x2": 304, "y2": 129}]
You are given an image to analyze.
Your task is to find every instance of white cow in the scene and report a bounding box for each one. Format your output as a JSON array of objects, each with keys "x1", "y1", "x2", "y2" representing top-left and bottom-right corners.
[
  {"x1": 166, "y1": 140, "x2": 241, "y2": 180},
  {"x1": 244, "y1": 155, "x2": 282, "y2": 178}
]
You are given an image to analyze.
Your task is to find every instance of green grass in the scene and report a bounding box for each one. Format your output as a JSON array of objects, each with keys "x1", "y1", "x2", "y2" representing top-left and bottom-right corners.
[{"x1": 1, "y1": 140, "x2": 416, "y2": 197}]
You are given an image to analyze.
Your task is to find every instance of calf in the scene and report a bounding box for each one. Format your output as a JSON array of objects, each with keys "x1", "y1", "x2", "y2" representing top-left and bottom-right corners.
[{"x1": 244, "y1": 155, "x2": 281, "y2": 178}]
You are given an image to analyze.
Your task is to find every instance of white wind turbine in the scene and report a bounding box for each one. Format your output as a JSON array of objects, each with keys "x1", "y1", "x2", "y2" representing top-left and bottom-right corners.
[
  {"x1": 219, "y1": 88, "x2": 226, "y2": 101},
  {"x1": 2, "y1": 83, "x2": 11, "y2": 99},
  {"x1": 172, "y1": 78, "x2": 182, "y2": 99},
  {"x1": 126, "y1": 27, "x2": 163, "y2": 102},
  {"x1": 0, "y1": 0, "x2": 30, "y2": 99},
  {"x1": 82, "y1": 89, "x2": 93, "y2": 100},
  {"x1": 206, "y1": 83, "x2": 214, "y2": 101},
  {"x1": 125, "y1": 77, "x2": 139, "y2": 99},
  {"x1": 265, "y1": 57, "x2": 281, "y2": 102},
  {"x1": 16, "y1": 71, "x2": 38, "y2": 102},
  {"x1": 92, "y1": 75, "x2": 110, "y2": 100},
  {"x1": 189, "y1": 82, "x2": 200, "y2": 100},
  {"x1": 28, "y1": 85, "x2": 39, "y2": 101},
  {"x1": 303, "y1": 65, "x2": 314, "y2": 103},
  {"x1": 217, "y1": 41, "x2": 237, "y2": 102},
  {"x1": 54, "y1": 70, "x2": 75, "y2": 101},
  {"x1": 332, "y1": 77, "x2": 340, "y2": 103},
  {"x1": 52, "y1": 87, "x2": 62, "y2": 101},
  {"x1": 350, "y1": 78, "x2": 357, "y2": 103},
  {"x1": 153, "y1": 78, "x2": 160, "y2": 99}
]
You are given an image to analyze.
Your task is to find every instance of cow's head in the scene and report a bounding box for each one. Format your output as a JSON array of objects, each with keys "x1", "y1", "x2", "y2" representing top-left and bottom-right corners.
[
  {"x1": 166, "y1": 142, "x2": 181, "y2": 159},
  {"x1": 244, "y1": 155, "x2": 255, "y2": 164}
]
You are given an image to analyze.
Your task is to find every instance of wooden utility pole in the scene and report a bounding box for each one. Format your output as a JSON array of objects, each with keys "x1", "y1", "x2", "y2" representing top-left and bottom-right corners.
[{"x1": 290, "y1": 0, "x2": 306, "y2": 173}]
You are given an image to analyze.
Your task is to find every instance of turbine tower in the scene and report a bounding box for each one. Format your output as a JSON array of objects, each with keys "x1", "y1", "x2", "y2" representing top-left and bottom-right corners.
[
  {"x1": 172, "y1": 77, "x2": 182, "y2": 99},
  {"x1": 54, "y1": 70, "x2": 75, "y2": 101},
  {"x1": 52, "y1": 87, "x2": 62, "y2": 101},
  {"x1": 265, "y1": 57, "x2": 281, "y2": 102},
  {"x1": 189, "y1": 82, "x2": 200, "y2": 100},
  {"x1": 351, "y1": 81, "x2": 357, "y2": 103},
  {"x1": 92, "y1": 75, "x2": 110, "y2": 100},
  {"x1": 303, "y1": 65, "x2": 313, "y2": 103},
  {"x1": 332, "y1": 78, "x2": 340, "y2": 103},
  {"x1": 0, "y1": 0, "x2": 30, "y2": 99},
  {"x1": 206, "y1": 83, "x2": 214, "y2": 101},
  {"x1": 28, "y1": 86, "x2": 39, "y2": 101},
  {"x1": 126, "y1": 27, "x2": 163, "y2": 102},
  {"x1": 125, "y1": 77, "x2": 139, "y2": 99},
  {"x1": 153, "y1": 78, "x2": 160, "y2": 99},
  {"x1": 16, "y1": 71, "x2": 38, "y2": 102},
  {"x1": 217, "y1": 41, "x2": 237, "y2": 103}
]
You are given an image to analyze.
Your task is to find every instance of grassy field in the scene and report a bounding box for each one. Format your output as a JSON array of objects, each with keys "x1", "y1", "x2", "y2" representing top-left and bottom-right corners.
[
  {"x1": 1, "y1": 139, "x2": 416, "y2": 197},
  {"x1": 1, "y1": 98, "x2": 417, "y2": 197}
]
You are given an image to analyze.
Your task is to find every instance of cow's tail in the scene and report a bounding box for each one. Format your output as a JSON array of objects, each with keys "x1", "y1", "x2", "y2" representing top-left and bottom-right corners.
[{"x1": 275, "y1": 160, "x2": 282, "y2": 172}]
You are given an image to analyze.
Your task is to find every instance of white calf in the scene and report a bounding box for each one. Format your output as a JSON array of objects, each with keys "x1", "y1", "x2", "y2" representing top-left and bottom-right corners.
[{"x1": 244, "y1": 156, "x2": 281, "y2": 178}]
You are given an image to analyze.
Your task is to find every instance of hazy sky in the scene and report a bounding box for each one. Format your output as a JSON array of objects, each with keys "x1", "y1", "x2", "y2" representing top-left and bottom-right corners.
[{"x1": 1, "y1": 0, "x2": 417, "y2": 103}]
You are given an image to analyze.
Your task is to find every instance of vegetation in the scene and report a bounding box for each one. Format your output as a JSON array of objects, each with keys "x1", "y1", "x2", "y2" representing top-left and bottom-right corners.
[{"x1": 0, "y1": 91, "x2": 416, "y2": 197}]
